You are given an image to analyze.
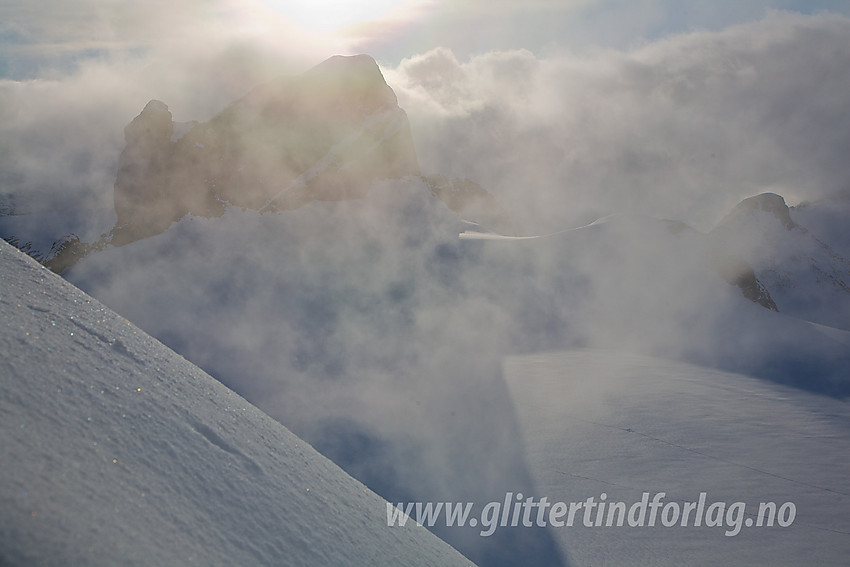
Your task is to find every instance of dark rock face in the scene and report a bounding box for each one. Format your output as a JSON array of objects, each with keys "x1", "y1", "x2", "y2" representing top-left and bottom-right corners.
[
  {"x1": 705, "y1": 243, "x2": 779, "y2": 311},
  {"x1": 113, "y1": 100, "x2": 181, "y2": 241},
  {"x1": 36, "y1": 54, "x2": 512, "y2": 272},
  {"x1": 715, "y1": 192, "x2": 796, "y2": 231},
  {"x1": 112, "y1": 55, "x2": 420, "y2": 244}
]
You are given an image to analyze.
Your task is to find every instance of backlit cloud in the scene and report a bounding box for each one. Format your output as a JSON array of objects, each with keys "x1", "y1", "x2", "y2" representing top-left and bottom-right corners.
[
  {"x1": 386, "y1": 12, "x2": 850, "y2": 232},
  {"x1": 4, "y1": 6, "x2": 850, "y2": 565}
]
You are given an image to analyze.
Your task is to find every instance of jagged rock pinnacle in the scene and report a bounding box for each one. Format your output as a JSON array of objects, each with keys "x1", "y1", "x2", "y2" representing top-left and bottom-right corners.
[{"x1": 110, "y1": 55, "x2": 420, "y2": 245}]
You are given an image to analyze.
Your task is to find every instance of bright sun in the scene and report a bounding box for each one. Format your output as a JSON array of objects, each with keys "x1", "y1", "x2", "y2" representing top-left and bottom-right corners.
[{"x1": 265, "y1": 0, "x2": 406, "y2": 33}]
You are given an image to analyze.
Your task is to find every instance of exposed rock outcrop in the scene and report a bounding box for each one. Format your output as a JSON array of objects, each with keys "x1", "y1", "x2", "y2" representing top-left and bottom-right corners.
[
  {"x1": 37, "y1": 55, "x2": 515, "y2": 273},
  {"x1": 705, "y1": 242, "x2": 778, "y2": 311},
  {"x1": 714, "y1": 192, "x2": 796, "y2": 231},
  {"x1": 113, "y1": 100, "x2": 182, "y2": 241},
  {"x1": 111, "y1": 55, "x2": 421, "y2": 244}
]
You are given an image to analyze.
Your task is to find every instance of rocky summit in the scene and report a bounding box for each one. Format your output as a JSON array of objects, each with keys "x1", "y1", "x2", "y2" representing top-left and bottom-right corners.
[{"x1": 112, "y1": 55, "x2": 420, "y2": 244}]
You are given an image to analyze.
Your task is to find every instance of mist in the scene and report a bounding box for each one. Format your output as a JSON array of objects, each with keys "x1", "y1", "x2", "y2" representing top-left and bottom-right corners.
[
  {"x1": 4, "y1": 7, "x2": 850, "y2": 566},
  {"x1": 385, "y1": 12, "x2": 850, "y2": 233},
  {"x1": 65, "y1": 186, "x2": 849, "y2": 566},
  {"x1": 0, "y1": 0, "x2": 342, "y2": 217}
]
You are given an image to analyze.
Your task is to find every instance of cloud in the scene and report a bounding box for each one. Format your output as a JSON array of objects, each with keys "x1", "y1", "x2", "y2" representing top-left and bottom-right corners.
[
  {"x1": 0, "y1": 0, "x2": 342, "y2": 75},
  {"x1": 20, "y1": 12, "x2": 844, "y2": 564},
  {"x1": 385, "y1": 12, "x2": 850, "y2": 232},
  {"x1": 0, "y1": 0, "x2": 351, "y2": 216},
  {"x1": 64, "y1": 172, "x2": 850, "y2": 565},
  {"x1": 4, "y1": 5, "x2": 849, "y2": 229},
  {"x1": 66, "y1": 182, "x2": 573, "y2": 565}
]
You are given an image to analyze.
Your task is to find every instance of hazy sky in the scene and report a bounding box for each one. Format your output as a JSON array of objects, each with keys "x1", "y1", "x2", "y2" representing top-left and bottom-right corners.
[
  {"x1": 2, "y1": 1, "x2": 849, "y2": 224},
  {"x1": 3, "y1": 0, "x2": 850, "y2": 78}
]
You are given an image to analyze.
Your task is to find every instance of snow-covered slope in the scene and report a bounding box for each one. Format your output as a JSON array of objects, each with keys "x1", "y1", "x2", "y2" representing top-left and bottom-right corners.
[
  {"x1": 504, "y1": 348, "x2": 850, "y2": 566},
  {"x1": 61, "y1": 181, "x2": 850, "y2": 565},
  {"x1": 791, "y1": 195, "x2": 850, "y2": 266},
  {"x1": 0, "y1": 239, "x2": 475, "y2": 567},
  {"x1": 65, "y1": 181, "x2": 567, "y2": 567}
]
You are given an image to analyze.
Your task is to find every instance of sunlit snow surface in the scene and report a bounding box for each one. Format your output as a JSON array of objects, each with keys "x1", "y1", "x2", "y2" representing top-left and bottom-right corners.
[
  {"x1": 505, "y1": 349, "x2": 850, "y2": 566},
  {"x1": 0, "y1": 240, "x2": 475, "y2": 567}
]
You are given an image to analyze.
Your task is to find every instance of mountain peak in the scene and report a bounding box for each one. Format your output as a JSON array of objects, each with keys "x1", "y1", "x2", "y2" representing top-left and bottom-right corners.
[
  {"x1": 141, "y1": 99, "x2": 169, "y2": 114},
  {"x1": 717, "y1": 192, "x2": 796, "y2": 231},
  {"x1": 109, "y1": 54, "x2": 420, "y2": 244},
  {"x1": 123, "y1": 99, "x2": 172, "y2": 144},
  {"x1": 311, "y1": 54, "x2": 399, "y2": 108},
  {"x1": 710, "y1": 191, "x2": 850, "y2": 328},
  {"x1": 311, "y1": 53, "x2": 384, "y2": 77}
]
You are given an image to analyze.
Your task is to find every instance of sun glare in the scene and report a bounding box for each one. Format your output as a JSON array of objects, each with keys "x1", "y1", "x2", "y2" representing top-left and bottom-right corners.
[{"x1": 264, "y1": 0, "x2": 406, "y2": 33}]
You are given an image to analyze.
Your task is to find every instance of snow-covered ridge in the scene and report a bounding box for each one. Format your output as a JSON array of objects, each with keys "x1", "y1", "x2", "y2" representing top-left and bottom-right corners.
[
  {"x1": 711, "y1": 193, "x2": 850, "y2": 329},
  {"x1": 460, "y1": 212, "x2": 778, "y2": 311},
  {"x1": 0, "y1": 240, "x2": 474, "y2": 567}
]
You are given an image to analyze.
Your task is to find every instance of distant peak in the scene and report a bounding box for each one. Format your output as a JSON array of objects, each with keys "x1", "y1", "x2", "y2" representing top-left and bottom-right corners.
[
  {"x1": 141, "y1": 99, "x2": 170, "y2": 115},
  {"x1": 317, "y1": 54, "x2": 379, "y2": 68},
  {"x1": 250, "y1": 53, "x2": 399, "y2": 111},
  {"x1": 123, "y1": 99, "x2": 173, "y2": 146},
  {"x1": 307, "y1": 54, "x2": 384, "y2": 81},
  {"x1": 717, "y1": 192, "x2": 796, "y2": 231}
]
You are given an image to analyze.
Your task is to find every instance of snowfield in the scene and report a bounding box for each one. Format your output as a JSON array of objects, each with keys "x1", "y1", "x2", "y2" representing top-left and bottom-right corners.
[
  {"x1": 504, "y1": 348, "x2": 850, "y2": 566},
  {"x1": 0, "y1": 240, "x2": 474, "y2": 567}
]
